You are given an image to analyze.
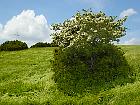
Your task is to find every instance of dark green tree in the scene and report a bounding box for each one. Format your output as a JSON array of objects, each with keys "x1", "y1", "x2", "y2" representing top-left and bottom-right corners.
[{"x1": 0, "y1": 40, "x2": 28, "y2": 51}]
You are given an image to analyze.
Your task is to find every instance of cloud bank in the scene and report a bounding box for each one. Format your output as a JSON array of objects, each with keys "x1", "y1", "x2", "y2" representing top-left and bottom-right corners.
[
  {"x1": 120, "y1": 8, "x2": 137, "y2": 18},
  {"x1": 0, "y1": 10, "x2": 51, "y2": 47}
]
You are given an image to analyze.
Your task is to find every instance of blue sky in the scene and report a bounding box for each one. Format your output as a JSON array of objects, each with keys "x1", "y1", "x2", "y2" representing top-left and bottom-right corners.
[{"x1": 0, "y1": 0, "x2": 140, "y2": 46}]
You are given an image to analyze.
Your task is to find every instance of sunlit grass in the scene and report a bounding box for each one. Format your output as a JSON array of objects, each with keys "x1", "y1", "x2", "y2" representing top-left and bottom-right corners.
[{"x1": 0, "y1": 46, "x2": 140, "y2": 105}]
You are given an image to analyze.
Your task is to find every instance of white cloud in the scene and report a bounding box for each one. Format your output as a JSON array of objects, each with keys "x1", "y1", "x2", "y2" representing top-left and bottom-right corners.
[
  {"x1": 123, "y1": 38, "x2": 140, "y2": 45},
  {"x1": 0, "y1": 10, "x2": 51, "y2": 47},
  {"x1": 120, "y1": 8, "x2": 137, "y2": 18},
  {"x1": 0, "y1": 23, "x2": 3, "y2": 31}
]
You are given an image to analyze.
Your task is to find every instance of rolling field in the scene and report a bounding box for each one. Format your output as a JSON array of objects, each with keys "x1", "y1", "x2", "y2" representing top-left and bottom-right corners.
[{"x1": 0, "y1": 46, "x2": 140, "y2": 105}]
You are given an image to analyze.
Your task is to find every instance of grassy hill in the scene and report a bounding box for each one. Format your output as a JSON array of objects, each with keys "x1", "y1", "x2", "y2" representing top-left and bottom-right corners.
[{"x1": 0, "y1": 46, "x2": 140, "y2": 105}]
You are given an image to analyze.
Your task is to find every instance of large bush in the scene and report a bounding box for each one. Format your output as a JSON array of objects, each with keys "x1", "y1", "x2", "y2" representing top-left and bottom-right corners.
[
  {"x1": 0, "y1": 40, "x2": 28, "y2": 51},
  {"x1": 51, "y1": 10, "x2": 134, "y2": 95}
]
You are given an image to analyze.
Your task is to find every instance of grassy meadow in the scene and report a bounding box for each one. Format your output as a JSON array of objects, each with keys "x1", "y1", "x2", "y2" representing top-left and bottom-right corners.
[{"x1": 0, "y1": 46, "x2": 140, "y2": 105}]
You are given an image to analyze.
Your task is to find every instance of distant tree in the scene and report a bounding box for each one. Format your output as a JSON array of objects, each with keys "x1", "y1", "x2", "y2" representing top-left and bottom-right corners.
[
  {"x1": 30, "y1": 42, "x2": 48, "y2": 48},
  {"x1": 0, "y1": 40, "x2": 28, "y2": 51},
  {"x1": 30, "y1": 42, "x2": 58, "y2": 48}
]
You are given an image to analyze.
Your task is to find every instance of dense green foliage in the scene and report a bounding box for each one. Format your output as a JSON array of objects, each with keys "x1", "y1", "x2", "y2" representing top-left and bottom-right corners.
[
  {"x1": 0, "y1": 46, "x2": 140, "y2": 105},
  {"x1": 52, "y1": 43, "x2": 134, "y2": 96},
  {"x1": 30, "y1": 42, "x2": 58, "y2": 48},
  {"x1": 0, "y1": 40, "x2": 28, "y2": 51},
  {"x1": 51, "y1": 10, "x2": 133, "y2": 95}
]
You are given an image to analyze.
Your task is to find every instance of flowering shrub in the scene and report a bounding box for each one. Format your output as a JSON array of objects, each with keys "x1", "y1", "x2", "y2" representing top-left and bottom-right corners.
[
  {"x1": 51, "y1": 9, "x2": 127, "y2": 48},
  {"x1": 51, "y1": 10, "x2": 134, "y2": 95}
]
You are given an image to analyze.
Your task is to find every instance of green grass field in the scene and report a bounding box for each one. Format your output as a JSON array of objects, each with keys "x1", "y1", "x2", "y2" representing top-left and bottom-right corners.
[{"x1": 0, "y1": 46, "x2": 140, "y2": 105}]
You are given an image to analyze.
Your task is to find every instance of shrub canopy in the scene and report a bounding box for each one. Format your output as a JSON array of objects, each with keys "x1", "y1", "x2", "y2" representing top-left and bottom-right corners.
[{"x1": 51, "y1": 9, "x2": 127, "y2": 48}]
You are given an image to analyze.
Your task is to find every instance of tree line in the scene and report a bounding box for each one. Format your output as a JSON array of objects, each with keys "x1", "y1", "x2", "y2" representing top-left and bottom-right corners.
[{"x1": 0, "y1": 40, "x2": 58, "y2": 51}]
